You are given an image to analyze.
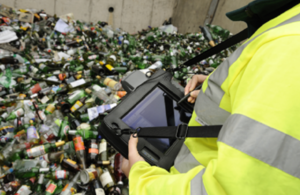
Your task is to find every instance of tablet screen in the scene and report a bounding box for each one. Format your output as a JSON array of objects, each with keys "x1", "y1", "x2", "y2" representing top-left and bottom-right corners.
[{"x1": 122, "y1": 87, "x2": 184, "y2": 153}]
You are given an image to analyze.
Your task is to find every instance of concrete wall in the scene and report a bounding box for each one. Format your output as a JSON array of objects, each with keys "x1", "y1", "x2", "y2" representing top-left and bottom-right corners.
[
  {"x1": 173, "y1": 0, "x2": 253, "y2": 34},
  {"x1": 0, "y1": 0, "x2": 176, "y2": 34},
  {"x1": 0, "y1": 0, "x2": 252, "y2": 34}
]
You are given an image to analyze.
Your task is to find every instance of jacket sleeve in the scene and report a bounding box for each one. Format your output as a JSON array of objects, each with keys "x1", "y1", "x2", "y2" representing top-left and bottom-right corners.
[{"x1": 129, "y1": 161, "x2": 206, "y2": 195}]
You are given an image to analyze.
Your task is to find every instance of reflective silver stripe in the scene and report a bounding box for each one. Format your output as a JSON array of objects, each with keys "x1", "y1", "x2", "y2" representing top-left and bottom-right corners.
[
  {"x1": 195, "y1": 13, "x2": 300, "y2": 125},
  {"x1": 219, "y1": 114, "x2": 300, "y2": 179},
  {"x1": 191, "y1": 169, "x2": 208, "y2": 195},
  {"x1": 195, "y1": 90, "x2": 230, "y2": 125},
  {"x1": 174, "y1": 143, "x2": 201, "y2": 173}
]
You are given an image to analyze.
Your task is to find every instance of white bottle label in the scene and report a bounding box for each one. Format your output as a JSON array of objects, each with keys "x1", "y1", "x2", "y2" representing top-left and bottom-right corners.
[
  {"x1": 68, "y1": 90, "x2": 81, "y2": 101},
  {"x1": 100, "y1": 171, "x2": 113, "y2": 187},
  {"x1": 27, "y1": 145, "x2": 46, "y2": 157},
  {"x1": 99, "y1": 142, "x2": 107, "y2": 154},
  {"x1": 14, "y1": 108, "x2": 24, "y2": 117},
  {"x1": 88, "y1": 107, "x2": 98, "y2": 121},
  {"x1": 70, "y1": 79, "x2": 86, "y2": 88},
  {"x1": 95, "y1": 188, "x2": 105, "y2": 195},
  {"x1": 15, "y1": 185, "x2": 32, "y2": 195},
  {"x1": 55, "y1": 170, "x2": 66, "y2": 179},
  {"x1": 40, "y1": 96, "x2": 50, "y2": 104}
]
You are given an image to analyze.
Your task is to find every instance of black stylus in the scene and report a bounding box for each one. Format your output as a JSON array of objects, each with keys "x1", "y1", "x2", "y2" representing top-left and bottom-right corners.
[{"x1": 178, "y1": 84, "x2": 202, "y2": 104}]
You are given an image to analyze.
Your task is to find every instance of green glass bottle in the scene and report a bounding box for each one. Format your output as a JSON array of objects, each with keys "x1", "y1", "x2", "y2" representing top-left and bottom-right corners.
[
  {"x1": 69, "y1": 130, "x2": 98, "y2": 140},
  {"x1": 45, "y1": 180, "x2": 58, "y2": 195},
  {"x1": 24, "y1": 141, "x2": 65, "y2": 159},
  {"x1": 45, "y1": 170, "x2": 69, "y2": 180},
  {"x1": 33, "y1": 174, "x2": 45, "y2": 194},
  {"x1": 6, "y1": 107, "x2": 25, "y2": 121},
  {"x1": 58, "y1": 116, "x2": 70, "y2": 140},
  {"x1": 14, "y1": 167, "x2": 49, "y2": 179}
]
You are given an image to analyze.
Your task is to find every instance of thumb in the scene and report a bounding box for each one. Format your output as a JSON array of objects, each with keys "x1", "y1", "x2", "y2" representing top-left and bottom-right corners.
[
  {"x1": 128, "y1": 134, "x2": 139, "y2": 156},
  {"x1": 190, "y1": 90, "x2": 200, "y2": 98}
]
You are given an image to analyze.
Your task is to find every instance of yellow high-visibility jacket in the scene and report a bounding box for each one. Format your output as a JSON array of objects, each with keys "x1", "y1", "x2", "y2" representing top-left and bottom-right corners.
[{"x1": 129, "y1": 3, "x2": 300, "y2": 195}]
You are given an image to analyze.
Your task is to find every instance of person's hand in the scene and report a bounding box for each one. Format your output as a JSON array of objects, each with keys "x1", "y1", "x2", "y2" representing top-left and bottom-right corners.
[
  {"x1": 184, "y1": 75, "x2": 208, "y2": 103},
  {"x1": 122, "y1": 135, "x2": 145, "y2": 178}
]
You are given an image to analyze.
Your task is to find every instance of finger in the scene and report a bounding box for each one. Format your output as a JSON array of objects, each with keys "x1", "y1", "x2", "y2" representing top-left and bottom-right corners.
[
  {"x1": 185, "y1": 80, "x2": 192, "y2": 95},
  {"x1": 189, "y1": 77, "x2": 199, "y2": 92},
  {"x1": 190, "y1": 90, "x2": 200, "y2": 98},
  {"x1": 128, "y1": 134, "x2": 139, "y2": 157},
  {"x1": 191, "y1": 99, "x2": 195, "y2": 104},
  {"x1": 187, "y1": 96, "x2": 193, "y2": 102}
]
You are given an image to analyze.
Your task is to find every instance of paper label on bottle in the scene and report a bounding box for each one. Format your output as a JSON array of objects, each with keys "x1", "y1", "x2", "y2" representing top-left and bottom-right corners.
[
  {"x1": 55, "y1": 170, "x2": 67, "y2": 179},
  {"x1": 88, "y1": 55, "x2": 97, "y2": 60},
  {"x1": 38, "y1": 110, "x2": 46, "y2": 120},
  {"x1": 40, "y1": 96, "x2": 50, "y2": 104},
  {"x1": 46, "y1": 104, "x2": 55, "y2": 114},
  {"x1": 95, "y1": 188, "x2": 105, "y2": 195},
  {"x1": 104, "y1": 78, "x2": 118, "y2": 89},
  {"x1": 27, "y1": 145, "x2": 46, "y2": 157},
  {"x1": 100, "y1": 171, "x2": 113, "y2": 187},
  {"x1": 68, "y1": 90, "x2": 81, "y2": 102},
  {"x1": 73, "y1": 136, "x2": 85, "y2": 151},
  {"x1": 70, "y1": 79, "x2": 86, "y2": 88},
  {"x1": 88, "y1": 107, "x2": 98, "y2": 121},
  {"x1": 30, "y1": 83, "x2": 42, "y2": 94},
  {"x1": 71, "y1": 101, "x2": 83, "y2": 112},
  {"x1": 46, "y1": 183, "x2": 57, "y2": 193},
  {"x1": 89, "y1": 148, "x2": 99, "y2": 154},
  {"x1": 27, "y1": 126, "x2": 39, "y2": 140},
  {"x1": 14, "y1": 108, "x2": 24, "y2": 117},
  {"x1": 91, "y1": 143, "x2": 98, "y2": 148},
  {"x1": 66, "y1": 159, "x2": 77, "y2": 165},
  {"x1": 99, "y1": 142, "x2": 107, "y2": 154},
  {"x1": 15, "y1": 185, "x2": 32, "y2": 195}
]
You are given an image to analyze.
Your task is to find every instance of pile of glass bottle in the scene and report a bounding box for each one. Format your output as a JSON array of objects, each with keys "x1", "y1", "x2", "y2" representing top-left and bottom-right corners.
[{"x1": 0, "y1": 4, "x2": 239, "y2": 195}]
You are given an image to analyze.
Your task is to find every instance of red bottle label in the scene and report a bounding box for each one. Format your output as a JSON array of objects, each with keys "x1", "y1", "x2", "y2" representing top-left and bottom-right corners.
[
  {"x1": 55, "y1": 170, "x2": 67, "y2": 180},
  {"x1": 30, "y1": 83, "x2": 42, "y2": 94},
  {"x1": 73, "y1": 137, "x2": 85, "y2": 151},
  {"x1": 46, "y1": 183, "x2": 57, "y2": 193},
  {"x1": 89, "y1": 148, "x2": 99, "y2": 154}
]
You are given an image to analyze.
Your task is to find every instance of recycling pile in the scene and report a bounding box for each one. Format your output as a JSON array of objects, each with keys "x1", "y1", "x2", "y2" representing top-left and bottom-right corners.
[{"x1": 0, "y1": 3, "x2": 239, "y2": 195}]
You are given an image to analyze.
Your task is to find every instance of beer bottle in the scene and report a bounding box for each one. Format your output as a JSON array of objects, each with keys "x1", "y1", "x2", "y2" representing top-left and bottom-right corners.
[{"x1": 73, "y1": 135, "x2": 87, "y2": 169}]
